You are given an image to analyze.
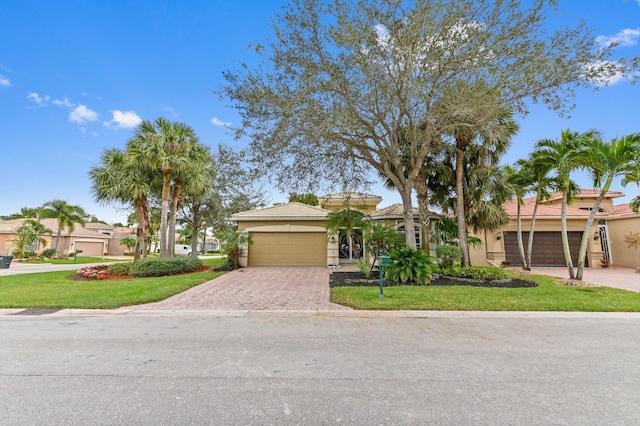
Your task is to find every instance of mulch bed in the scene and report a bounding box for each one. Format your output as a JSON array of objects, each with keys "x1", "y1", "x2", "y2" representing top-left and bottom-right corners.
[
  {"x1": 329, "y1": 271, "x2": 537, "y2": 288},
  {"x1": 66, "y1": 265, "x2": 211, "y2": 281}
]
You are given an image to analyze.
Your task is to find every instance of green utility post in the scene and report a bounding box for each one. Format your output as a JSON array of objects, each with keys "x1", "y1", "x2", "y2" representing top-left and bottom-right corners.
[
  {"x1": 74, "y1": 249, "x2": 83, "y2": 262},
  {"x1": 379, "y1": 252, "x2": 390, "y2": 301}
]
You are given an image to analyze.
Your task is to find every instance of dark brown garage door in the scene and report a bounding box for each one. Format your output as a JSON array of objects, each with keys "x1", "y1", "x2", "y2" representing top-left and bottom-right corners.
[{"x1": 504, "y1": 232, "x2": 587, "y2": 267}]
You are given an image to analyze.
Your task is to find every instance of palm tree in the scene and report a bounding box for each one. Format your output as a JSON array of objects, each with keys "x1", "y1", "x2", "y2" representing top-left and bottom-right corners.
[
  {"x1": 432, "y1": 81, "x2": 518, "y2": 266},
  {"x1": 89, "y1": 147, "x2": 156, "y2": 261},
  {"x1": 505, "y1": 162, "x2": 535, "y2": 269},
  {"x1": 533, "y1": 129, "x2": 597, "y2": 279},
  {"x1": 573, "y1": 133, "x2": 640, "y2": 280},
  {"x1": 40, "y1": 200, "x2": 87, "y2": 257},
  {"x1": 325, "y1": 207, "x2": 371, "y2": 260}
]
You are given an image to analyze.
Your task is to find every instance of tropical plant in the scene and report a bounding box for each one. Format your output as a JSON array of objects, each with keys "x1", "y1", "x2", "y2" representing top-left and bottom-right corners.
[
  {"x1": 325, "y1": 208, "x2": 371, "y2": 260},
  {"x1": 11, "y1": 219, "x2": 52, "y2": 258},
  {"x1": 216, "y1": 229, "x2": 252, "y2": 269},
  {"x1": 430, "y1": 218, "x2": 483, "y2": 249},
  {"x1": 573, "y1": 133, "x2": 640, "y2": 280},
  {"x1": 364, "y1": 222, "x2": 405, "y2": 271},
  {"x1": 40, "y1": 200, "x2": 87, "y2": 257},
  {"x1": 89, "y1": 147, "x2": 156, "y2": 261},
  {"x1": 120, "y1": 235, "x2": 137, "y2": 255},
  {"x1": 435, "y1": 244, "x2": 462, "y2": 268},
  {"x1": 533, "y1": 129, "x2": 598, "y2": 279},
  {"x1": 384, "y1": 246, "x2": 437, "y2": 285}
]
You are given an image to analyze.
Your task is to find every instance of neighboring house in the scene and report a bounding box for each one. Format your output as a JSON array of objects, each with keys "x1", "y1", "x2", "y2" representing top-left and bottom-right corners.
[
  {"x1": 470, "y1": 190, "x2": 640, "y2": 269},
  {"x1": 0, "y1": 218, "x2": 113, "y2": 256},
  {"x1": 232, "y1": 192, "x2": 432, "y2": 267}
]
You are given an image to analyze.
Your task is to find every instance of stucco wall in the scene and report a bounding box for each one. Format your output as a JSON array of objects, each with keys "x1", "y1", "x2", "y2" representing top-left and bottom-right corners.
[{"x1": 606, "y1": 216, "x2": 640, "y2": 267}]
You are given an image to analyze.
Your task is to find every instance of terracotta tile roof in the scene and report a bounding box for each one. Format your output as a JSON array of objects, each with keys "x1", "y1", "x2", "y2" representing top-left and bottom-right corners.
[
  {"x1": 232, "y1": 202, "x2": 330, "y2": 221},
  {"x1": 503, "y1": 200, "x2": 607, "y2": 217},
  {"x1": 613, "y1": 204, "x2": 639, "y2": 216},
  {"x1": 318, "y1": 192, "x2": 382, "y2": 202},
  {"x1": 540, "y1": 190, "x2": 624, "y2": 204},
  {"x1": 371, "y1": 203, "x2": 422, "y2": 218}
]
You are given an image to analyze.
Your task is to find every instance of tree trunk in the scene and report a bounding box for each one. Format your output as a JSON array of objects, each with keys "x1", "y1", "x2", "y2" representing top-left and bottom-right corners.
[
  {"x1": 159, "y1": 175, "x2": 172, "y2": 257},
  {"x1": 168, "y1": 183, "x2": 182, "y2": 257},
  {"x1": 516, "y1": 202, "x2": 527, "y2": 269},
  {"x1": 455, "y1": 148, "x2": 470, "y2": 267},
  {"x1": 54, "y1": 228, "x2": 62, "y2": 257},
  {"x1": 575, "y1": 181, "x2": 610, "y2": 280},
  {"x1": 414, "y1": 172, "x2": 431, "y2": 253},
  {"x1": 560, "y1": 189, "x2": 575, "y2": 279},
  {"x1": 525, "y1": 198, "x2": 541, "y2": 271},
  {"x1": 399, "y1": 188, "x2": 417, "y2": 249},
  {"x1": 191, "y1": 203, "x2": 201, "y2": 257}
]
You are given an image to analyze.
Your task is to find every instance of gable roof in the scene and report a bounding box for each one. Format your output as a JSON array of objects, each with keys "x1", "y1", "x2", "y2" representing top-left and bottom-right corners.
[
  {"x1": 232, "y1": 202, "x2": 330, "y2": 221},
  {"x1": 0, "y1": 218, "x2": 111, "y2": 238}
]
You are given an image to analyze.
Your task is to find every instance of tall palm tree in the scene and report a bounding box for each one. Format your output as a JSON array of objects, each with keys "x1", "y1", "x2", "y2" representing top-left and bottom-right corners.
[
  {"x1": 573, "y1": 133, "x2": 640, "y2": 280},
  {"x1": 40, "y1": 199, "x2": 87, "y2": 257},
  {"x1": 505, "y1": 162, "x2": 535, "y2": 269},
  {"x1": 533, "y1": 129, "x2": 597, "y2": 279},
  {"x1": 89, "y1": 147, "x2": 156, "y2": 261},
  {"x1": 432, "y1": 81, "x2": 518, "y2": 266}
]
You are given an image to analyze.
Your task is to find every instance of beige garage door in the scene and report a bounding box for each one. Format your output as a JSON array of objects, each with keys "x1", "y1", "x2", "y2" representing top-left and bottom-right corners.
[
  {"x1": 249, "y1": 232, "x2": 327, "y2": 266},
  {"x1": 75, "y1": 241, "x2": 104, "y2": 256}
]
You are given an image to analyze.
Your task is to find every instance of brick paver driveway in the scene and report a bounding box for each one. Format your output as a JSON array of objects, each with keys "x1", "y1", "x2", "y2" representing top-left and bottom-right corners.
[{"x1": 131, "y1": 266, "x2": 351, "y2": 311}]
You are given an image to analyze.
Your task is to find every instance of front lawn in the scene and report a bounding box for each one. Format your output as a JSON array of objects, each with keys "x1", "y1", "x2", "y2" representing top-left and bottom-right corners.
[
  {"x1": 0, "y1": 258, "x2": 226, "y2": 309},
  {"x1": 330, "y1": 273, "x2": 640, "y2": 311}
]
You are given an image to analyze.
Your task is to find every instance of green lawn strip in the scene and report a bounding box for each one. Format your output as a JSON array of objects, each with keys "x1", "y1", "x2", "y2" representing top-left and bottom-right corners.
[
  {"x1": 330, "y1": 274, "x2": 640, "y2": 311},
  {"x1": 19, "y1": 256, "x2": 124, "y2": 264},
  {"x1": 0, "y1": 258, "x2": 226, "y2": 309}
]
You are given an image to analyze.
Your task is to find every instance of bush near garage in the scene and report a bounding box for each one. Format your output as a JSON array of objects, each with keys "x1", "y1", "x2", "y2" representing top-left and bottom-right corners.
[{"x1": 129, "y1": 257, "x2": 203, "y2": 277}]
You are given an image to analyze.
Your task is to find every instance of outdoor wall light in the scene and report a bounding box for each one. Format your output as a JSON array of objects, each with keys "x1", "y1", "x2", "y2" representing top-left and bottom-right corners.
[
  {"x1": 330, "y1": 236, "x2": 337, "y2": 244},
  {"x1": 496, "y1": 232, "x2": 502, "y2": 240},
  {"x1": 594, "y1": 231, "x2": 600, "y2": 241}
]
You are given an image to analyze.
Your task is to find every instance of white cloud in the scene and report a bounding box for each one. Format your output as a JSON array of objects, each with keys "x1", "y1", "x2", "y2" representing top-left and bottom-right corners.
[
  {"x1": 164, "y1": 106, "x2": 178, "y2": 117},
  {"x1": 596, "y1": 28, "x2": 640, "y2": 47},
  {"x1": 69, "y1": 104, "x2": 99, "y2": 123},
  {"x1": 584, "y1": 60, "x2": 628, "y2": 86},
  {"x1": 27, "y1": 92, "x2": 50, "y2": 105},
  {"x1": 52, "y1": 97, "x2": 74, "y2": 107},
  {"x1": 109, "y1": 110, "x2": 142, "y2": 128},
  {"x1": 0, "y1": 75, "x2": 9, "y2": 87},
  {"x1": 211, "y1": 117, "x2": 231, "y2": 127}
]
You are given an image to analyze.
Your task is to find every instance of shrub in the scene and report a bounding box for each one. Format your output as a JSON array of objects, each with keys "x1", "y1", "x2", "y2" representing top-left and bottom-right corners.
[
  {"x1": 107, "y1": 262, "x2": 133, "y2": 276},
  {"x1": 352, "y1": 258, "x2": 373, "y2": 279},
  {"x1": 435, "y1": 244, "x2": 462, "y2": 268},
  {"x1": 214, "y1": 259, "x2": 237, "y2": 271},
  {"x1": 41, "y1": 248, "x2": 57, "y2": 258},
  {"x1": 216, "y1": 230, "x2": 252, "y2": 269},
  {"x1": 129, "y1": 257, "x2": 203, "y2": 277},
  {"x1": 77, "y1": 265, "x2": 109, "y2": 280},
  {"x1": 384, "y1": 246, "x2": 437, "y2": 285},
  {"x1": 440, "y1": 266, "x2": 509, "y2": 281}
]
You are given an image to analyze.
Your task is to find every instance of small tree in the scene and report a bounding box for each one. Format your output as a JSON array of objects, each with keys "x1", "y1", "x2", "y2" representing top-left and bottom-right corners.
[
  {"x1": 216, "y1": 229, "x2": 252, "y2": 269},
  {"x1": 120, "y1": 235, "x2": 137, "y2": 255},
  {"x1": 11, "y1": 219, "x2": 52, "y2": 258},
  {"x1": 365, "y1": 222, "x2": 405, "y2": 271}
]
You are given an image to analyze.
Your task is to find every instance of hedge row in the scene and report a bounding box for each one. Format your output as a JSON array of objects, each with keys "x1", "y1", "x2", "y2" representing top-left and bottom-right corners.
[{"x1": 129, "y1": 257, "x2": 203, "y2": 277}]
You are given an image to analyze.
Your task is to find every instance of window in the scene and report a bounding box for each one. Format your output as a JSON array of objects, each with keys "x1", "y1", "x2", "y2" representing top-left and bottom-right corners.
[{"x1": 397, "y1": 223, "x2": 421, "y2": 249}]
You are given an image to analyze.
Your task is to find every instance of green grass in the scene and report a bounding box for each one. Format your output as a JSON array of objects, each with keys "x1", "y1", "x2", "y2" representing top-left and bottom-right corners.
[
  {"x1": 330, "y1": 274, "x2": 640, "y2": 311},
  {"x1": 19, "y1": 256, "x2": 123, "y2": 264},
  {"x1": 0, "y1": 258, "x2": 226, "y2": 309}
]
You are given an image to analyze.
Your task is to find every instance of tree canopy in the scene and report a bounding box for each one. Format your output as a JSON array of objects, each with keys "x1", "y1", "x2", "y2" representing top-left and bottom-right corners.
[{"x1": 219, "y1": 0, "x2": 637, "y2": 248}]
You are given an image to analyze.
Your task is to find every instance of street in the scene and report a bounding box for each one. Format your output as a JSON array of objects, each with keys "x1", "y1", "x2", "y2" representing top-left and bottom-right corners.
[{"x1": 1, "y1": 312, "x2": 639, "y2": 425}]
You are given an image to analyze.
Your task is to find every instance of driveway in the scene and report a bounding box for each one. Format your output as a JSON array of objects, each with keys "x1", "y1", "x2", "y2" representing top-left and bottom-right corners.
[
  {"x1": 130, "y1": 266, "x2": 352, "y2": 311},
  {"x1": 530, "y1": 265, "x2": 640, "y2": 292}
]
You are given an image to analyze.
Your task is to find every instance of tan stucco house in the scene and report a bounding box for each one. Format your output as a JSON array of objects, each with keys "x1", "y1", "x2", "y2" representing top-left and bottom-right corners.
[
  {"x1": 0, "y1": 219, "x2": 134, "y2": 257},
  {"x1": 231, "y1": 192, "x2": 431, "y2": 267},
  {"x1": 233, "y1": 190, "x2": 639, "y2": 269},
  {"x1": 471, "y1": 190, "x2": 640, "y2": 269}
]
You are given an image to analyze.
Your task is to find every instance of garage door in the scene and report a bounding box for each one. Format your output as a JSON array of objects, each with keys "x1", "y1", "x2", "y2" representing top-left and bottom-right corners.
[
  {"x1": 75, "y1": 241, "x2": 105, "y2": 256},
  {"x1": 248, "y1": 232, "x2": 327, "y2": 266},
  {"x1": 504, "y1": 232, "x2": 587, "y2": 267}
]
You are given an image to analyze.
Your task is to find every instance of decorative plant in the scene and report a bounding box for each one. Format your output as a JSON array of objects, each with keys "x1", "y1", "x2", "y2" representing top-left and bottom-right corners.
[
  {"x1": 435, "y1": 244, "x2": 463, "y2": 268},
  {"x1": 77, "y1": 265, "x2": 110, "y2": 280},
  {"x1": 385, "y1": 246, "x2": 437, "y2": 285},
  {"x1": 216, "y1": 229, "x2": 252, "y2": 269}
]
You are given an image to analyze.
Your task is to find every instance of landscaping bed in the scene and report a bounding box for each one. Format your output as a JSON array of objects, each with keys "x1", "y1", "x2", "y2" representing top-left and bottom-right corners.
[{"x1": 329, "y1": 271, "x2": 537, "y2": 288}]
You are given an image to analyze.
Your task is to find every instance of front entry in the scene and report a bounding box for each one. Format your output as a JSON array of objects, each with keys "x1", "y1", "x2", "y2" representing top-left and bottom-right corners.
[{"x1": 339, "y1": 229, "x2": 364, "y2": 262}]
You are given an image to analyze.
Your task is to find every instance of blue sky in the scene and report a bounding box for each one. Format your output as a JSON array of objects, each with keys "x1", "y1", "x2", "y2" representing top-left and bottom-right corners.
[{"x1": 1, "y1": 0, "x2": 639, "y2": 225}]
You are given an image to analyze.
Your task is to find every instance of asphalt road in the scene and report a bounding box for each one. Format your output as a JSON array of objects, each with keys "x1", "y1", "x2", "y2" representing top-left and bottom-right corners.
[{"x1": 1, "y1": 313, "x2": 639, "y2": 425}]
